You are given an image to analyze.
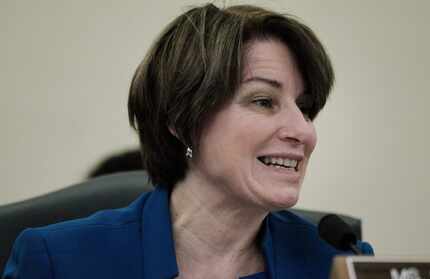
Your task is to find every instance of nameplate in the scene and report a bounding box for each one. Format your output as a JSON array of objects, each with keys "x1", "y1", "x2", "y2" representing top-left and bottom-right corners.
[{"x1": 331, "y1": 256, "x2": 430, "y2": 279}]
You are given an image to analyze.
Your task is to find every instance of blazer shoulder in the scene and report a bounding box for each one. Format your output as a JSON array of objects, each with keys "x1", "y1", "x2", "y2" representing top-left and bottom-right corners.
[
  {"x1": 3, "y1": 228, "x2": 54, "y2": 278},
  {"x1": 3, "y1": 192, "x2": 153, "y2": 278},
  {"x1": 268, "y1": 209, "x2": 340, "y2": 253},
  {"x1": 269, "y1": 210, "x2": 375, "y2": 256},
  {"x1": 43, "y1": 191, "x2": 152, "y2": 232},
  {"x1": 28, "y1": 191, "x2": 153, "y2": 253},
  {"x1": 267, "y1": 210, "x2": 345, "y2": 278}
]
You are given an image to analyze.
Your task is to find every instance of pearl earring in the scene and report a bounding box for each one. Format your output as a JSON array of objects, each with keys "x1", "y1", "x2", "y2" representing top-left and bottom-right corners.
[{"x1": 185, "y1": 147, "x2": 193, "y2": 158}]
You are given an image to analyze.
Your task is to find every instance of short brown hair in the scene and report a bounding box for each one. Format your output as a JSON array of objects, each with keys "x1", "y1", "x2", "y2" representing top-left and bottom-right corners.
[{"x1": 128, "y1": 3, "x2": 334, "y2": 187}]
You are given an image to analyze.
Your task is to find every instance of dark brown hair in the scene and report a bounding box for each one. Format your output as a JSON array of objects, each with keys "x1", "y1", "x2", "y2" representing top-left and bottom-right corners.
[{"x1": 128, "y1": 3, "x2": 334, "y2": 187}]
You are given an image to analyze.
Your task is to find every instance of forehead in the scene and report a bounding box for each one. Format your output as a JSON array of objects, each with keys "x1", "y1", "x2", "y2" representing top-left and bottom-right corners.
[{"x1": 241, "y1": 39, "x2": 304, "y2": 93}]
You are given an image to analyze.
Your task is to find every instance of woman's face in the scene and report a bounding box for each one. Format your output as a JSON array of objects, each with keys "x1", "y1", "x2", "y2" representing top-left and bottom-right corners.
[{"x1": 192, "y1": 39, "x2": 317, "y2": 211}]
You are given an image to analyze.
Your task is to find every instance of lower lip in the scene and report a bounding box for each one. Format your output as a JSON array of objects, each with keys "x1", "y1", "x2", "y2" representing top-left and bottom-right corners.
[{"x1": 257, "y1": 160, "x2": 301, "y2": 182}]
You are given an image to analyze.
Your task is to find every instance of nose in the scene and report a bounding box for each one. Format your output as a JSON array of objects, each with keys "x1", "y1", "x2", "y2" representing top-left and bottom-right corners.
[{"x1": 277, "y1": 104, "x2": 316, "y2": 145}]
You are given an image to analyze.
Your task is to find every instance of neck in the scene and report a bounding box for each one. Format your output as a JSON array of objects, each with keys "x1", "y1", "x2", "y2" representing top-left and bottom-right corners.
[{"x1": 170, "y1": 172, "x2": 267, "y2": 277}]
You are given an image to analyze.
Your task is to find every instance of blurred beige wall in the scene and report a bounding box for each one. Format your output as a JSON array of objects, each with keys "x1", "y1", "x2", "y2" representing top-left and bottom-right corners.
[{"x1": 1, "y1": 0, "x2": 429, "y2": 256}]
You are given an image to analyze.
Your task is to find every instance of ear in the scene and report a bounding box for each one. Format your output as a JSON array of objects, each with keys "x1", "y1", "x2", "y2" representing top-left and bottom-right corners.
[
  {"x1": 168, "y1": 126, "x2": 178, "y2": 138},
  {"x1": 168, "y1": 126, "x2": 187, "y2": 147}
]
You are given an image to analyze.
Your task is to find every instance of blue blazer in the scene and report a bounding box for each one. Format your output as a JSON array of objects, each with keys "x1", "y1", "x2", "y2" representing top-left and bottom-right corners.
[{"x1": 3, "y1": 186, "x2": 373, "y2": 279}]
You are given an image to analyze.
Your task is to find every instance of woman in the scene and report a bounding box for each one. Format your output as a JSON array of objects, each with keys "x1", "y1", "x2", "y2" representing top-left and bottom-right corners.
[{"x1": 3, "y1": 3, "x2": 372, "y2": 279}]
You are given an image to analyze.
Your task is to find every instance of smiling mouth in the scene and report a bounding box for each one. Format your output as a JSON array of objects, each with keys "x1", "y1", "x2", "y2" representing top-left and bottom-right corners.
[{"x1": 257, "y1": 156, "x2": 299, "y2": 171}]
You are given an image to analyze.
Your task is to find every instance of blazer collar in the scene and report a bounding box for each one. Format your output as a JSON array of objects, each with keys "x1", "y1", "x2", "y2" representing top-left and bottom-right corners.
[
  {"x1": 140, "y1": 187, "x2": 318, "y2": 279},
  {"x1": 141, "y1": 186, "x2": 179, "y2": 279},
  {"x1": 262, "y1": 214, "x2": 309, "y2": 279}
]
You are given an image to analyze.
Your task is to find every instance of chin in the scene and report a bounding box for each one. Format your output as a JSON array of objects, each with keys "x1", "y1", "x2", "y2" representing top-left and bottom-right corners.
[{"x1": 261, "y1": 188, "x2": 301, "y2": 211}]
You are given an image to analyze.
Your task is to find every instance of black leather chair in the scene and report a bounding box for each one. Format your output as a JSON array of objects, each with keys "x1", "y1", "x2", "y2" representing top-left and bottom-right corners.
[{"x1": 0, "y1": 171, "x2": 361, "y2": 275}]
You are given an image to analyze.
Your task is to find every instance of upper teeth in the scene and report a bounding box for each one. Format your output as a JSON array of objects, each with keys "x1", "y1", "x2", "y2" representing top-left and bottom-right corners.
[{"x1": 261, "y1": 156, "x2": 298, "y2": 168}]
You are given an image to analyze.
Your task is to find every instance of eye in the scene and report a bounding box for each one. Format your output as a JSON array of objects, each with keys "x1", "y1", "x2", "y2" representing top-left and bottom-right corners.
[{"x1": 252, "y1": 97, "x2": 274, "y2": 109}]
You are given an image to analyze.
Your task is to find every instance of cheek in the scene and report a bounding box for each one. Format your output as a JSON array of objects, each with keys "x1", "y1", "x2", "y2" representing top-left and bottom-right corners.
[
  {"x1": 206, "y1": 110, "x2": 258, "y2": 148},
  {"x1": 197, "y1": 112, "x2": 247, "y2": 165}
]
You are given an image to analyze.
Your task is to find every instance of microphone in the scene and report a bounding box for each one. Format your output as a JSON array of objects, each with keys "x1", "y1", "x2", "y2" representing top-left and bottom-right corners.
[{"x1": 318, "y1": 214, "x2": 362, "y2": 255}]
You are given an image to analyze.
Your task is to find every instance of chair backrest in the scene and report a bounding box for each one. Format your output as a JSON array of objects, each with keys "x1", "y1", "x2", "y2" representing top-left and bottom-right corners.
[
  {"x1": 0, "y1": 170, "x2": 361, "y2": 275},
  {"x1": 0, "y1": 171, "x2": 151, "y2": 274}
]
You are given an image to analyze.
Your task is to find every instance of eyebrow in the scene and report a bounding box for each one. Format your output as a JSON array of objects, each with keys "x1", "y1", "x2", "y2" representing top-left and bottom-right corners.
[{"x1": 242, "y1": 76, "x2": 282, "y2": 89}]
